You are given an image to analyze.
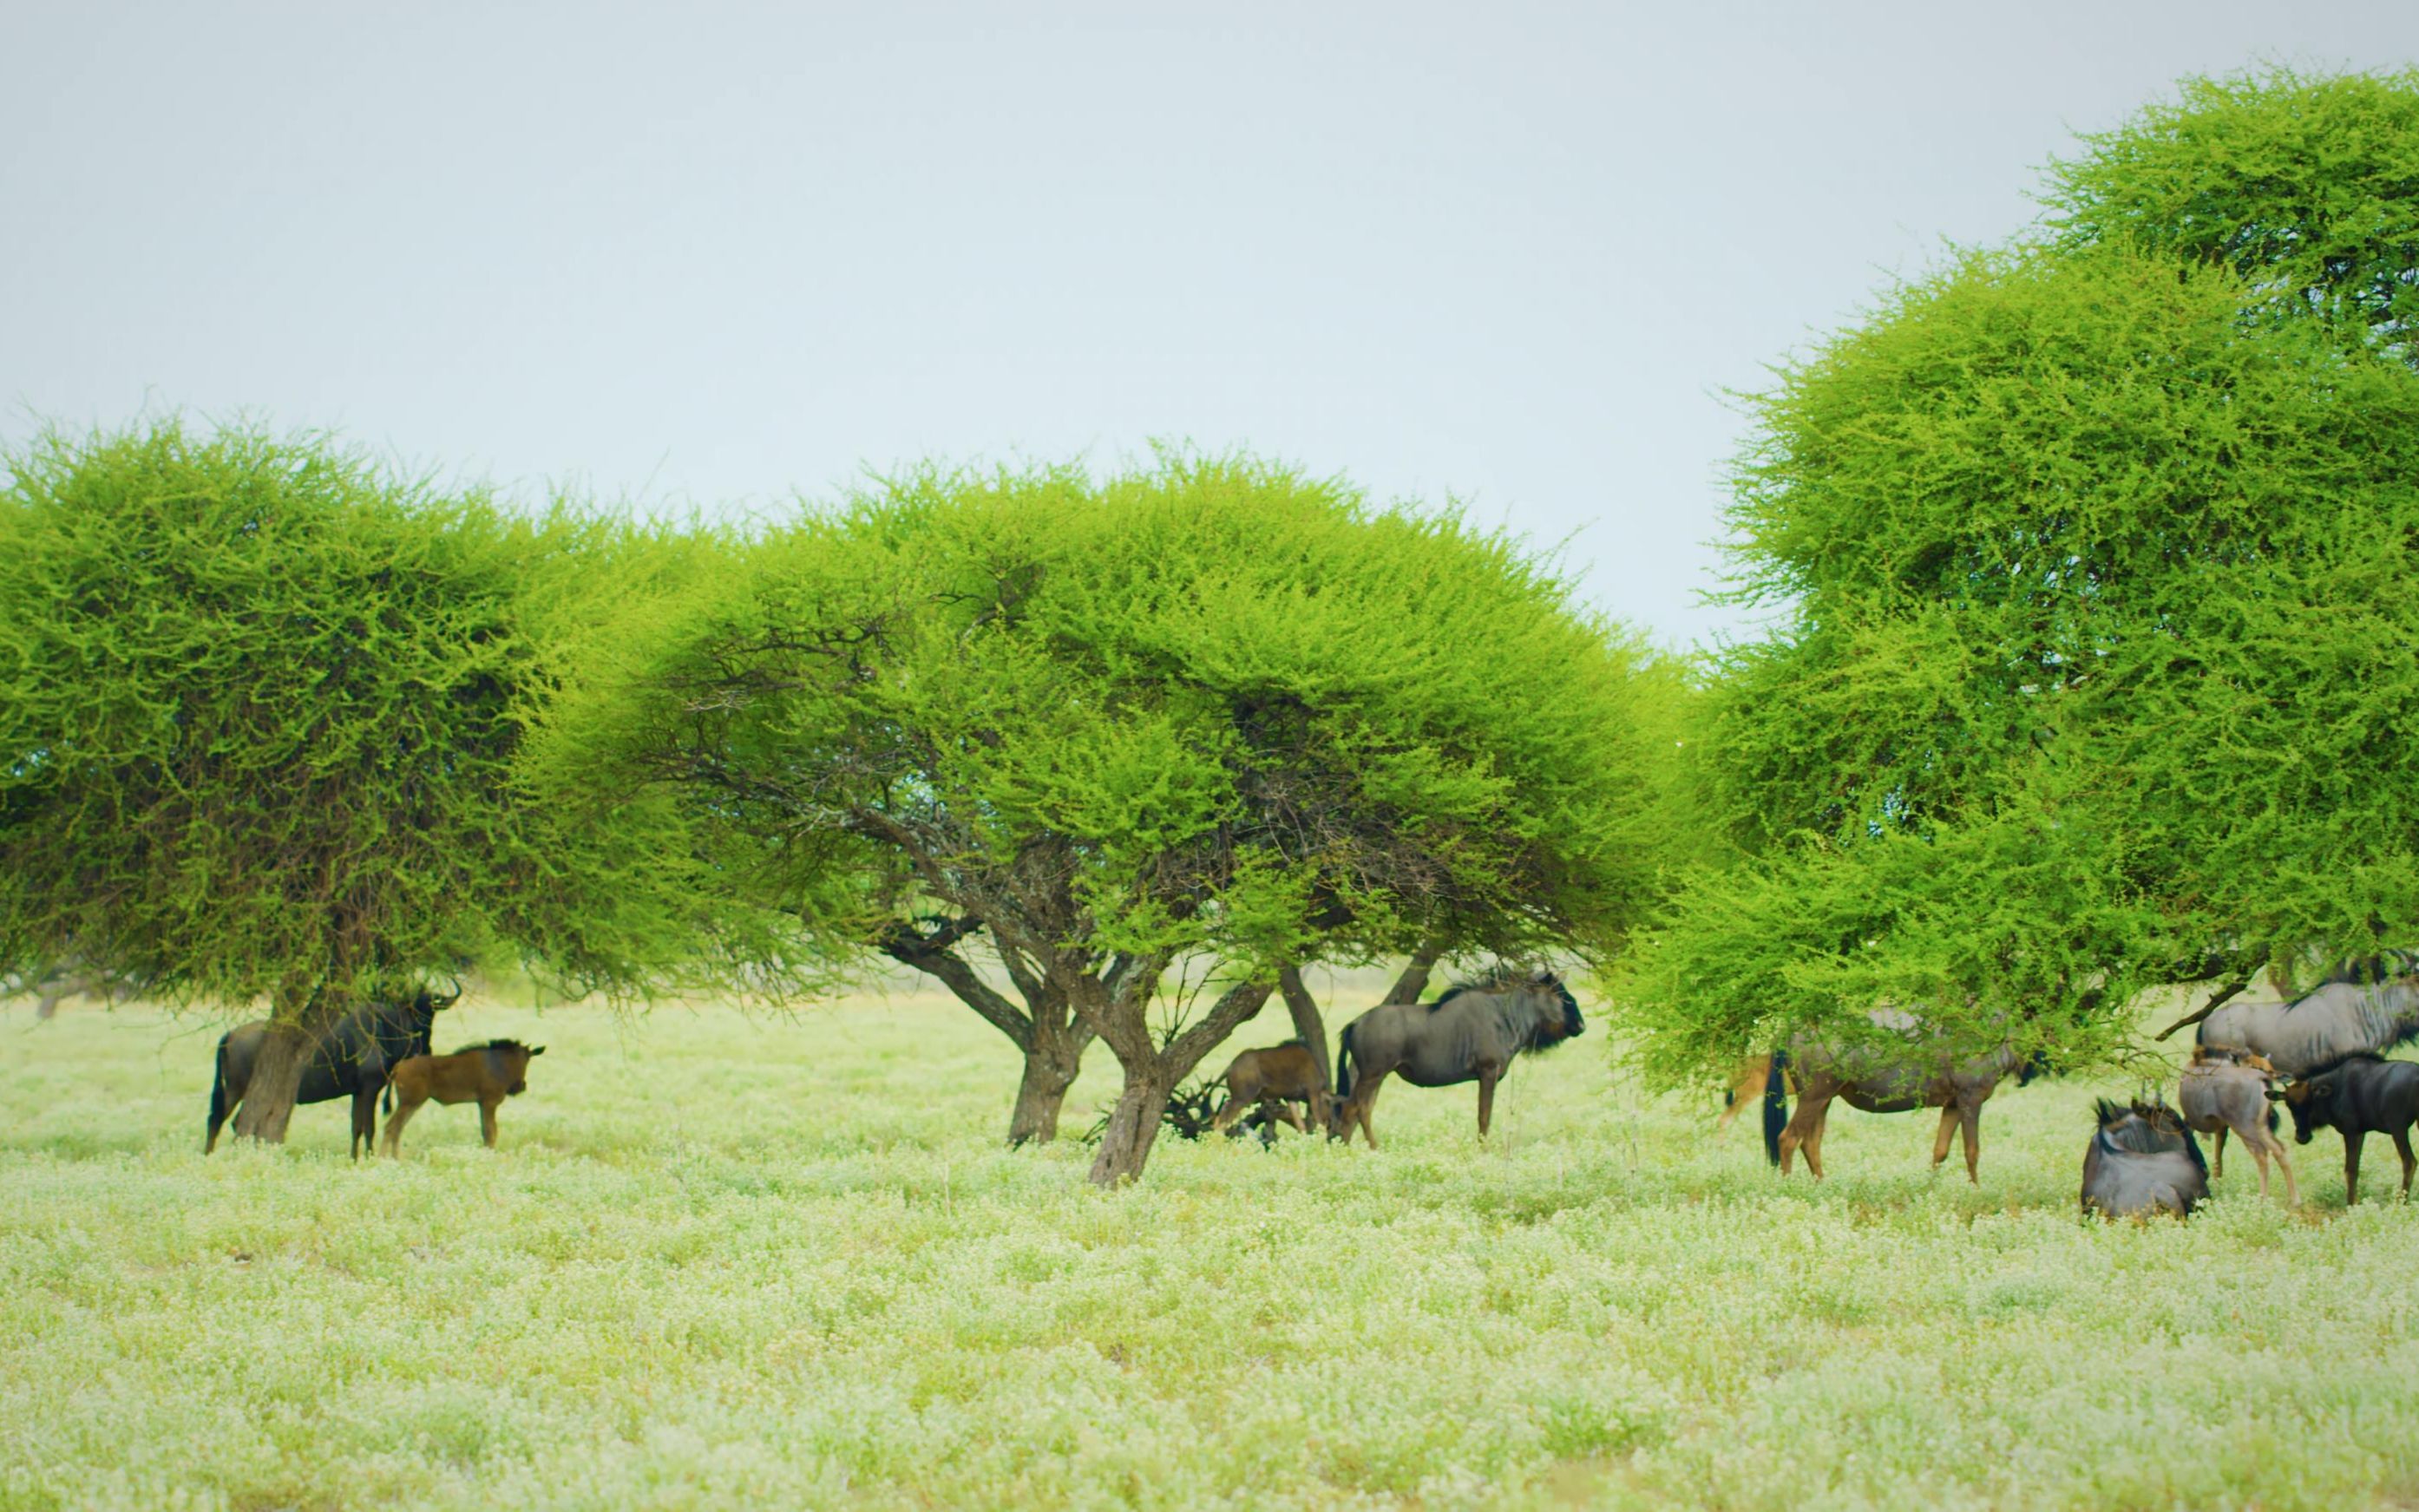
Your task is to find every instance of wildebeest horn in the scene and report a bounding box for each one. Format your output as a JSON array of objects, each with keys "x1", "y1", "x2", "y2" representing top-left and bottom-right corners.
[{"x1": 433, "y1": 973, "x2": 463, "y2": 1008}]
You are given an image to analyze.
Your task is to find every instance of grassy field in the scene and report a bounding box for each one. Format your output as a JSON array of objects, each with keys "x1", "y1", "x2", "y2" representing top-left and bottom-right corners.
[{"x1": 5, "y1": 982, "x2": 2418, "y2": 1511}]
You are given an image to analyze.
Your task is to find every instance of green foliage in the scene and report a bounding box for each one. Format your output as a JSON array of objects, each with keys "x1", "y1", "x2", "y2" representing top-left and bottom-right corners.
[
  {"x1": 2044, "y1": 66, "x2": 2419, "y2": 361},
  {"x1": 0, "y1": 419, "x2": 792, "y2": 1020},
  {"x1": 1620, "y1": 69, "x2": 2419, "y2": 1079},
  {"x1": 551, "y1": 453, "x2": 1693, "y2": 989}
]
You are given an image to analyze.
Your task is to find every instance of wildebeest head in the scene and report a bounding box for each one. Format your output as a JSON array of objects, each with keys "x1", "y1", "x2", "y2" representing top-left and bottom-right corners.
[
  {"x1": 2016, "y1": 1048, "x2": 2053, "y2": 1088},
  {"x1": 2272, "y1": 1062, "x2": 2358, "y2": 1145},
  {"x1": 1527, "y1": 969, "x2": 1585, "y2": 1051},
  {"x1": 474, "y1": 1039, "x2": 544, "y2": 1096}
]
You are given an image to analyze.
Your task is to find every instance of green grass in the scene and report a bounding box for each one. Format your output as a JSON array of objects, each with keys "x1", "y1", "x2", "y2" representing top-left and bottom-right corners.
[{"x1": 4, "y1": 987, "x2": 2417, "y2": 1510}]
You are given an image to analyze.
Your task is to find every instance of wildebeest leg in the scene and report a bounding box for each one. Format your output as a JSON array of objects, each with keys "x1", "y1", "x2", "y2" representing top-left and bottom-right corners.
[
  {"x1": 1930, "y1": 1105, "x2": 1958, "y2": 1170},
  {"x1": 2344, "y1": 1132, "x2": 2365, "y2": 1207},
  {"x1": 2242, "y1": 1123, "x2": 2271, "y2": 1200},
  {"x1": 480, "y1": 1099, "x2": 500, "y2": 1149},
  {"x1": 380, "y1": 1096, "x2": 421, "y2": 1157},
  {"x1": 1346, "y1": 1073, "x2": 1387, "y2": 1149},
  {"x1": 350, "y1": 1084, "x2": 380, "y2": 1161},
  {"x1": 1779, "y1": 1090, "x2": 1831, "y2": 1178},
  {"x1": 2265, "y1": 1129, "x2": 2298, "y2": 1208},
  {"x1": 1269, "y1": 1099, "x2": 1307, "y2": 1135},
  {"x1": 2212, "y1": 1125, "x2": 2227, "y2": 1180},
  {"x1": 1476, "y1": 1065, "x2": 1501, "y2": 1139},
  {"x1": 1717, "y1": 1056, "x2": 1769, "y2": 1132},
  {"x1": 2394, "y1": 1129, "x2": 2416, "y2": 1199},
  {"x1": 1806, "y1": 1100, "x2": 1833, "y2": 1178},
  {"x1": 1957, "y1": 1096, "x2": 1983, "y2": 1185}
]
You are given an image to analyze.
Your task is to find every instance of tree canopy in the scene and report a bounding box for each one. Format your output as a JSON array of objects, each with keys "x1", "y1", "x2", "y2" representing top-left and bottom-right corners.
[
  {"x1": 546, "y1": 453, "x2": 1693, "y2": 1181},
  {"x1": 0, "y1": 421, "x2": 796, "y2": 1135},
  {"x1": 2043, "y1": 66, "x2": 2419, "y2": 363},
  {"x1": 1616, "y1": 68, "x2": 2419, "y2": 1080}
]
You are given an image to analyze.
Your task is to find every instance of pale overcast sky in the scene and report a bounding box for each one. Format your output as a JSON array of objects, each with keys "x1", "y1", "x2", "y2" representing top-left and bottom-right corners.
[{"x1": 4, "y1": 2, "x2": 2416, "y2": 646}]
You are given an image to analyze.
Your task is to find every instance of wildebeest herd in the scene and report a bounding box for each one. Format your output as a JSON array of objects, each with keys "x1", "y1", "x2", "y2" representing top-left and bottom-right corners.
[
  {"x1": 1695, "y1": 961, "x2": 2419, "y2": 1218},
  {"x1": 1198, "y1": 961, "x2": 2418, "y2": 1220},
  {"x1": 18, "y1": 953, "x2": 2417, "y2": 1212}
]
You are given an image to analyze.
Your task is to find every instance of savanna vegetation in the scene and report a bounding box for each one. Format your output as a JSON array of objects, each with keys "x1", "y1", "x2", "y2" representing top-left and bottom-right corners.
[
  {"x1": 6, "y1": 990, "x2": 2419, "y2": 1512},
  {"x1": 6, "y1": 62, "x2": 2419, "y2": 1512}
]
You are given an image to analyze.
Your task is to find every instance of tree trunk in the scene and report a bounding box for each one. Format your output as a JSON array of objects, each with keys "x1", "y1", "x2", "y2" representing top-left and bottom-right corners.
[
  {"x1": 1008, "y1": 1011, "x2": 1087, "y2": 1146},
  {"x1": 879, "y1": 923, "x2": 1099, "y2": 1147},
  {"x1": 230, "y1": 987, "x2": 334, "y2": 1143},
  {"x1": 1382, "y1": 940, "x2": 1446, "y2": 1006},
  {"x1": 1278, "y1": 965, "x2": 1331, "y2": 1091},
  {"x1": 1083, "y1": 976, "x2": 1274, "y2": 1187},
  {"x1": 1088, "y1": 1067, "x2": 1178, "y2": 1186}
]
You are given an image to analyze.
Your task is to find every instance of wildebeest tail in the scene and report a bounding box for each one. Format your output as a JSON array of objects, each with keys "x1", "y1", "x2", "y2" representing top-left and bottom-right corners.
[
  {"x1": 1761, "y1": 1049, "x2": 1788, "y2": 1166},
  {"x1": 1334, "y1": 1023, "x2": 1357, "y2": 1103},
  {"x1": 206, "y1": 1041, "x2": 229, "y2": 1149}
]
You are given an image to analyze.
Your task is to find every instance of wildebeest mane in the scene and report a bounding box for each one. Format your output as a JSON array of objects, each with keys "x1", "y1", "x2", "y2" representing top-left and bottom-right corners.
[
  {"x1": 456, "y1": 1037, "x2": 534, "y2": 1055},
  {"x1": 2295, "y1": 1049, "x2": 2390, "y2": 1081}
]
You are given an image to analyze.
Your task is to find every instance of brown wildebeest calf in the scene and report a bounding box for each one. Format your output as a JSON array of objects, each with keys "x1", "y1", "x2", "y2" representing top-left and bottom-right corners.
[
  {"x1": 1210, "y1": 1040, "x2": 1331, "y2": 1136},
  {"x1": 2178, "y1": 1044, "x2": 2297, "y2": 1205},
  {"x1": 381, "y1": 1039, "x2": 543, "y2": 1155}
]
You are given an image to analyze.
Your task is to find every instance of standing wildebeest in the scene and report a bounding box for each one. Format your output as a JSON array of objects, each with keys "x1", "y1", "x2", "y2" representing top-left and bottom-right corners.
[
  {"x1": 1209, "y1": 1041, "x2": 1331, "y2": 1137},
  {"x1": 205, "y1": 982, "x2": 460, "y2": 1157},
  {"x1": 1330, "y1": 969, "x2": 1583, "y2": 1149},
  {"x1": 1765, "y1": 1008, "x2": 2039, "y2": 1183},
  {"x1": 2081, "y1": 1098, "x2": 2209, "y2": 1219},
  {"x1": 380, "y1": 1039, "x2": 545, "y2": 1155},
  {"x1": 2177, "y1": 1044, "x2": 2297, "y2": 1205},
  {"x1": 2272, "y1": 1054, "x2": 2419, "y2": 1205},
  {"x1": 2181, "y1": 973, "x2": 2419, "y2": 1077}
]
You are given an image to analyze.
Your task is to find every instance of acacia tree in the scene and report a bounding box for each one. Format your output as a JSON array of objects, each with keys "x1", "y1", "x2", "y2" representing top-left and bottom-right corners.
[
  {"x1": 2043, "y1": 66, "x2": 2419, "y2": 362},
  {"x1": 1616, "y1": 69, "x2": 2419, "y2": 1078},
  {"x1": 551, "y1": 455, "x2": 1689, "y2": 1182},
  {"x1": 0, "y1": 421, "x2": 795, "y2": 1137}
]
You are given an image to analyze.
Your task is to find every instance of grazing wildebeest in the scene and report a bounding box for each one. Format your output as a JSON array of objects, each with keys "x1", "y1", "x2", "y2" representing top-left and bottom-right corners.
[
  {"x1": 1764, "y1": 1008, "x2": 2040, "y2": 1183},
  {"x1": 1209, "y1": 1041, "x2": 1331, "y2": 1136},
  {"x1": 2177, "y1": 1044, "x2": 2297, "y2": 1205},
  {"x1": 2186, "y1": 974, "x2": 2419, "y2": 1077},
  {"x1": 1330, "y1": 969, "x2": 1583, "y2": 1149},
  {"x1": 380, "y1": 1039, "x2": 544, "y2": 1155},
  {"x1": 205, "y1": 982, "x2": 461, "y2": 1157},
  {"x1": 7, "y1": 957, "x2": 142, "y2": 1020},
  {"x1": 2272, "y1": 1054, "x2": 2419, "y2": 1205},
  {"x1": 2081, "y1": 1097, "x2": 2209, "y2": 1220}
]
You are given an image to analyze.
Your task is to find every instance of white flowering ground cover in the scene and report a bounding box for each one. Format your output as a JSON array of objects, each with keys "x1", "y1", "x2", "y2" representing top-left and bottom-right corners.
[{"x1": 4, "y1": 988, "x2": 2417, "y2": 1511}]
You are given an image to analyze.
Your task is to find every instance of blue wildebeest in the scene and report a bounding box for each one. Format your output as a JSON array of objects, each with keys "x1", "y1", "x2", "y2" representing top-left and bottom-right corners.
[
  {"x1": 2081, "y1": 1097, "x2": 2208, "y2": 1219},
  {"x1": 6, "y1": 956, "x2": 143, "y2": 1020},
  {"x1": 2177, "y1": 1044, "x2": 2297, "y2": 1205},
  {"x1": 2157, "y1": 953, "x2": 2419, "y2": 1077},
  {"x1": 2193, "y1": 976, "x2": 2419, "y2": 1077},
  {"x1": 1330, "y1": 969, "x2": 1583, "y2": 1148},
  {"x1": 1764, "y1": 1007, "x2": 2042, "y2": 1183},
  {"x1": 205, "y1": 981, "x2": 461, "y2": 1157},
  {"x1": 2271, "y1": 1054, "x2": 2419, "y2": 1205}
]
